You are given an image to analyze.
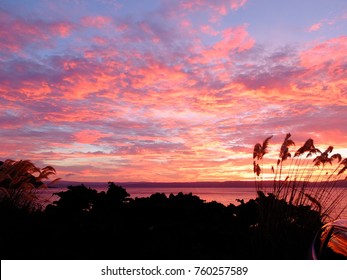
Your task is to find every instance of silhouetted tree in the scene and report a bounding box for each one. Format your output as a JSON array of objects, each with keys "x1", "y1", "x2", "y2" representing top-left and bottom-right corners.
[
  {"x1": 53, "y1": 185, "x2": 98, "y2": 212},
  {"x1": 106, "y1": 182, "x2": 131, "y2": 205}
]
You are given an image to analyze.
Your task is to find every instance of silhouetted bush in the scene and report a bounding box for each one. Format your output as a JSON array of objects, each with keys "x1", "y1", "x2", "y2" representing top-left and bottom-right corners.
[
  {"x1": 53, "y1": 185, "x2": 98, "y2": 212},
  {"x1": 0, "y1": 182, "x2": 323, "y2": 260}
]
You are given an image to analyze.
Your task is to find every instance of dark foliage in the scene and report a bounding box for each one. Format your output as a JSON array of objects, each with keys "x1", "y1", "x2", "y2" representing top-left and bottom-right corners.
[{"x1": 0, "y1": 183, "x2": 322, "y2": 260}]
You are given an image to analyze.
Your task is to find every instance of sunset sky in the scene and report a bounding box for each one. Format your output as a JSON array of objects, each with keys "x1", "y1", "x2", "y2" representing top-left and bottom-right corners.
[{"x1": 1, "y1": 0, "x2": 346, "y2": 182}]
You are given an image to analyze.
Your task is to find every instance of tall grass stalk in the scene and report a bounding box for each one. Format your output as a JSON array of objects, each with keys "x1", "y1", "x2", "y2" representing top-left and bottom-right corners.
[
  {"x1": 0, "y1": 159, "x2": 59, "y2": 211},
  {"x1": 253, "y1": 134, "x2": 347, "y2": 222}
]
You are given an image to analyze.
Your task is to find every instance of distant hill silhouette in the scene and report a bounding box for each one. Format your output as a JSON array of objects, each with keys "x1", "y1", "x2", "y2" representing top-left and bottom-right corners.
[{"x1": 50, "y1": 180, "x2": 257, "y2": 189}]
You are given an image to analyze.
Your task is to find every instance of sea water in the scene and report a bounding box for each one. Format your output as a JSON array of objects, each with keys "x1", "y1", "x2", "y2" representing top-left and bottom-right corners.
[{"x1": 38, "y1": 182, "x2": 347, "y2": 219}]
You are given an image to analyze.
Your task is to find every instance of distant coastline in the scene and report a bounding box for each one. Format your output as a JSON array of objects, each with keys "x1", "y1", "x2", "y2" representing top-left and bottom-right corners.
[
  {"x1": 48, "y1": 180, "x2": 256, "y2": 189},
  {"x1": 49, "y1": 180, "x2": 347, "y2": 189}
]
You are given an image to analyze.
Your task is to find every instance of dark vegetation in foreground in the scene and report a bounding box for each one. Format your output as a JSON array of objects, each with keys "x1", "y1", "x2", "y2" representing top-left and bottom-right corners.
[
  {"x1": 1, "y1": 182, "x2": 322, "y2": 260},
  {"x1": 2, "y1": 133, "x2": 346, "y2": 259}
]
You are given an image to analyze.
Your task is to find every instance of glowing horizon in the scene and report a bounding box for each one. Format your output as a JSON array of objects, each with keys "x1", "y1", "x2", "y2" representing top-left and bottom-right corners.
[{"x1": 1, "y1": 0, "x2": 347, "y2": 182}]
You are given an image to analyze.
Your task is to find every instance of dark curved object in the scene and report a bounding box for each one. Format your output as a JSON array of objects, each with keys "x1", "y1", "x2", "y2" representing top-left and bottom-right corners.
[{"x1": 311, "y1": 219, "x2": 347, "y2": 259}]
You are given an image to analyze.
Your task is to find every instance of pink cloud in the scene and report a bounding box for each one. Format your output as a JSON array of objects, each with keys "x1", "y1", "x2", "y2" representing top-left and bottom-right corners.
[
  {"x1": 0, "y1": 17, "x2": 45, "y2": 52},
  {"x1": 230, "y1": 0, "x2": 247, "y2": 10},
  {"x1": 200, "y1": 25, "x2": 219, "y2": 36},
  {"x1": 216, "y1": 25, "x2": 254, "y2": 52},
  {"x1": 74, "y1": 130, "x2": 112, "y2": 144},
  {"x1": 129, "y1": 61, "x2": 188, "y2": 91},
  {"x1": 298, "y1": 36, "x2": 347, "y2": 103},
  {"x1": 194, "y1": 25, "x2": 255, "y2": 63},
  {"x1": 230, "y1": 35, "x2": 347, "y2": 109},
  {"x1": 49, "y1": 22, "x2": 74, "y2": 37},
  {"x1": 180, "y1": 0, "x2": 247, "y2": 12},
  {"x1": 176, "y1": 0, "x2": 248, "y2": 22},
  {"x1": 81, "y1": 16, "x2": 112, "y2": 28},
  {"x1": 91, "y1": 36, "x2": 108, "y2": 45},
  {"x1": 0, "y1": 11, "x2": 74, "y2": 53},
  {"x1": 307, "y1": 11, "x2": 347, "y2": 32},
  {"x1": 308, "y1": 22, "x2": 322, "y2": 32},
  {"x1": 300, "y1": 36, "x2": 347, "y2": 67}
]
